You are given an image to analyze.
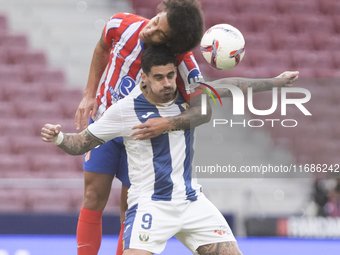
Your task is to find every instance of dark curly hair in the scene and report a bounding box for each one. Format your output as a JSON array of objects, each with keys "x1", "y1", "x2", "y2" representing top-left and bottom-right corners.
[{"x1": 159, "y1": 0, "x2": 204, "y2": 54}]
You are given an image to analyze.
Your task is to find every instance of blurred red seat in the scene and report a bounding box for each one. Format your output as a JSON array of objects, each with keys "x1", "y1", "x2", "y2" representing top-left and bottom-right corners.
[
  {"x1": 7, "y1": 49, "x2": 47, "y2": 67},
  {"x1": 0, "y1": 136, "x2": 10, "y2": 154},
  {"x1": 292, "y1": 137, "x2": 328, "y2": 160},
  {"x1": 292, "y1": 50, "x2": 334, "y2": 69},
  {"x1": 291, "y1": 67, "x2": 315, "y2": 78},
  {"x1": 131, "y1": 0, "x2": 161, "y2": 10},
  {"x1": 0, "y1": 189, "x2": 28, "y2": 212},
  {"x1": 2, "y1": 83, "x2": 47, "y2": 102},
  {"x1": 10, "y1": 135, "x2": 60, "y2": 156},
  {"x1": 14, "y1": 100, "x2": 63, "y2": 119},
  {"x1": 234, "y1": 0, "x2": 276, "y2": 14},
  {"x1": 244, "y1": 33, "x2": 273, "y2": 51},
  {"x1": 218, "y1": 13, "x2": 252, "y2": 34},
  {"x1": 271, "y1": 33, "x2": 314, "y2": 51},
  {"x1": 29, "y1": 154, "x2": 82, "y2": 178},
  {"x1": 276, "y1": 0, "x2": 320, "y2": 15},
  {"x1": 0, "y1": 14, "x2": 8, "y2": 34},
  {"x1": 30, "y1": 69, "x2": 65, "y2": 83},
  {"x1": 50, "y1": 88, "x2": 83, "y2": 118},
  {"x1": 0, "y1": 64, "x2": 26, "y2": 83},
  {"x1": 0, "y1": 118, "x2": 37, "y2": 137},
  {"x1": 0, "y1": 48, "x2": 9, "y2": 64},
  {"x1": 334, "y1": 16, "x2": 340, "y2": 34},
  {"x1": 293, "y1": 15, "x2": 335, "y2": 34},
  {"x1": 26, "y1": 188, "x2": 75, "y2": 213},
  {"x1": 0, "y1": 34, "x2": 28, "y2": 50},
  {"x1": 314, "y1": 68, "x2": 340, "y2": 78},
  {"x1": 319, "y1": 0, "x2": 340, "y2": 15},
  {"x1": 0, "y1": 101, "x2": 16, "y2": 118},
  {"x1": 247, "y1": 50, "x2": 293, "y2": 69},
  {"x1": 134, "y1": 7, "x2": 157, "y2": 20},
  {"x1": 312, "y1": 33, "x2": 340, "y2": 51},
  {"x1": 0, "y1": 154, "x2": 31, "y2": 178},
  {"x1": 250, "y1": 14, "x2": 294, "y2": 34}
]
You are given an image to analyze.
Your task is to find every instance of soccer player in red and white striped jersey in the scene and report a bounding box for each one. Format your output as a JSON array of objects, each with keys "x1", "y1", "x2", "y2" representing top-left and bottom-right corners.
[{"x1": 74, "y1": 1, "x2": 209, "y2": 255}]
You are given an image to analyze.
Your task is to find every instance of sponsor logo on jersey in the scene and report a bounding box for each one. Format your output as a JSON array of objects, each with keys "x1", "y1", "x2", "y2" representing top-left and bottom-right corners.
[
  {"x1": 85, "y1": 151, "x2": 91, "y2": 162},
  {"x1": 139, "y1": 232, "x2": 150, "y2": 242},
  {"x1": 142, "y1": 112, "x2": 155, "y2": 118},
  {"x1": 187, "y1": 68, "x2": 204, "y2": 90},
  {"x1": 214, "y1": 225, "x2": 230, "y2": 235},
  {"x1": 119, "y1": 76, "x2": 136, "y2": 98}
]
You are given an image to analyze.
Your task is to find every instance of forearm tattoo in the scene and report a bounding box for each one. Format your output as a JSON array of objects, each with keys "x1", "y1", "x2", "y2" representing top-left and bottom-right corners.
[
  {"x1": 167, "y1": 99, "x2": 211, "y2": 130},
  {"x1": 214, "y1": 77, "x2": 276, "y2": 98},
  {"x1": 197, "y1": 241, "x2": 243, "y2": 255},
  {"x1": 58, "y1": 129, "x2": 103, "y2": 155}
]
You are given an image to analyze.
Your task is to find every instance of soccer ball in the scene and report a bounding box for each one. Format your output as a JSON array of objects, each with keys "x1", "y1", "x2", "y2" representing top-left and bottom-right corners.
[{"x1": 200, "y1": 24, "x2": 245, "y2": 70}]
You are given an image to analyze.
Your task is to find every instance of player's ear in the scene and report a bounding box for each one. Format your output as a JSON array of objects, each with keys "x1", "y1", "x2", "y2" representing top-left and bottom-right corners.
[{"x1": 141, "y1": 71, "x2": 147, "y2": 83}]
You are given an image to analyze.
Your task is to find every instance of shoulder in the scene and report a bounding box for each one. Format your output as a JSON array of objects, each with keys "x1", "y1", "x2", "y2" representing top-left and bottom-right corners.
[{"x1": 108, "y1": 13, "x2": 148, "y2": 26}]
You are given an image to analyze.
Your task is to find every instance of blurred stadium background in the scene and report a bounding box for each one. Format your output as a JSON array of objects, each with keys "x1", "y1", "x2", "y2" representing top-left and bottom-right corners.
[{"x1": 0, "y1": 0, "x2": 339, "y2": 254}]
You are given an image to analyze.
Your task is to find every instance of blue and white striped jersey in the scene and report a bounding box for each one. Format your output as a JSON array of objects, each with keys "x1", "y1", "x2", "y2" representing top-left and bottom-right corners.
[{"x1": 87, "y1": 84, "x2": 201, "y2": 207}]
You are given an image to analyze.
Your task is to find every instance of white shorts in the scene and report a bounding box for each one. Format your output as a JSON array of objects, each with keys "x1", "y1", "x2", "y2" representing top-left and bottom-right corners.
[{"x1": 123, "y1": 194, "x2": 236, "y2": 254}]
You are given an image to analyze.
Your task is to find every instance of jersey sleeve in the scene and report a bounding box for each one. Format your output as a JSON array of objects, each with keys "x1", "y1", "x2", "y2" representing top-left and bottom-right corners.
[
  {"x1": 176, "y1": 52, "x2": 206, "y2": 101},
  {"x1": 103, "y1": 13, "x2": 126, "y2": 47},
  {"x1": 87, "y1": 103, "x2": 124, "y2": 143}
]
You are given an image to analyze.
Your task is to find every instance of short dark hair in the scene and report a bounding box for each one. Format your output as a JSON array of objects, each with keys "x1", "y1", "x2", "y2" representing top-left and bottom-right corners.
[
  {"x1": 141, "y1": 44, "x2": 176, "y2": 75},
  {"x1": 159, "y1": 0, "x2": 204, "y2": 54}
]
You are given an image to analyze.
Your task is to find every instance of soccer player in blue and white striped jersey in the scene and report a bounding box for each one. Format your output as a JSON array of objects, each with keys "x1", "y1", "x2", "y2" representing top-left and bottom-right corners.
[{"x1": 42, "y1": 44, "x2": 244, "y2": 255}]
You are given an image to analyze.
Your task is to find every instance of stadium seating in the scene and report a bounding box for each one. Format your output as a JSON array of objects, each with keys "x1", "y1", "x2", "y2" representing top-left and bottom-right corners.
[
  {"x1": 276, "y1": 0, "x2": 320, "y2": 15},
  {"x1": 0, "y1": 13, "x2": 89, "y2": 213},
  {"x1": 0, "y1": 188, "x2": 28, "y2": 212}
]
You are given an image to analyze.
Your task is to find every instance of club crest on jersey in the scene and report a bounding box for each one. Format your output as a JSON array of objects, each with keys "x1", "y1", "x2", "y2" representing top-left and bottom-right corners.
[
  {"x1": 214, "y1": 225, "x2": 230, "y2": 236},
  {"x1": 119, "y1": 76, "x2": 136, "y2": 98},
  {"x1": 139, "y1": 232, "x2": 150, "y2": 242},
  {"x1": 84, "y1": 151, "x2": 91, "y2": 162},
  {"x1": 187, "y1": 68, "x2": 204, "y2": 90}
]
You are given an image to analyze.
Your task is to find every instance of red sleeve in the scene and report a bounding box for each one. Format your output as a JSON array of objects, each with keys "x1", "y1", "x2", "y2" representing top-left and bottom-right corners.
[
  {"x1": 103, "y1": 13, "x2": 127, "y2": 47},
  {"x1": 103, "y1": 13, "x2": 148, "y2": 47},
  {"x1": 176, "y1": 52, "x2": 206, "y2": 101}
]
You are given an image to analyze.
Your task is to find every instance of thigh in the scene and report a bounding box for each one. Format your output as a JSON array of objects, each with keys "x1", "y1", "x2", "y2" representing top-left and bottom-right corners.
[
  {"x1": 123, "y1": 201, "x2": 181, "y2": 255},
  {"x1": 175, "y1": 195, "x2": 236, "y2": 253},
  {"x1": 123, "y1": 248, "x2": 152, "y2": 255},
  {"x1": 83, "y1": 136, "x2": 130, "y2": 187},
  {"x1": 197, "y1": 241, "x2": 243, "y2": 255}
]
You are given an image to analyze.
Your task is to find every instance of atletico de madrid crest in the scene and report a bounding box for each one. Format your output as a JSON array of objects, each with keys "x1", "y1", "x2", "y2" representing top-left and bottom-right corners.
[{"x1": 139, "y1": 232, "x2": 150, "y2": 242}]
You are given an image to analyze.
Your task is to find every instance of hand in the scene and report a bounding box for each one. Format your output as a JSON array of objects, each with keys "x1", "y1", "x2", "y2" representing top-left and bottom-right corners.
[
  {"x1": 41, "y1": 124, "x2": 61, "y2": 143},
  {"x1": 275, "y1": 71, "x2": 299, "y2": 87},
  {"x1": 131, "y1": 118, "x2": 172, "y2": 140},
  {"x1": 75, "y1": 95, "x2": 98, "y2": 130}
]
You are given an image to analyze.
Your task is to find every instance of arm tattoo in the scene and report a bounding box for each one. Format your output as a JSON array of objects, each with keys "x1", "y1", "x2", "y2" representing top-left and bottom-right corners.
[
  {"x1": 58, "y1": 129, "x2": 104, "y2": 155},
  {"x1": 212, "y1": 77, "x2": 277, "y2": 98},
  {"x1": 166, "y1": 96, "x2": 212, "y2": 130},
  {"x1": 197, "y1": 241, "x2": 243, "y2": 255}
]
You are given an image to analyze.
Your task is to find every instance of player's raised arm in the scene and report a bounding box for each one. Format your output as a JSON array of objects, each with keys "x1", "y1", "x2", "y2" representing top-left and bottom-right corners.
[
  {"x1": 208, "y1": 71, "x2": 299, "y2": 98},
  {"x1": 41, "y1": 124, "x2": 103, "y2": 156},
  {"x1": 75, "y1": 31, "x2": 111, "y2": 131}
]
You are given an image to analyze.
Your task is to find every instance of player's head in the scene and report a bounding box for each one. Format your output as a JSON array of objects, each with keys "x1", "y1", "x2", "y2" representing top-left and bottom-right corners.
[
  {"x1": 139, "y1": 0, "x2": 204, "y2": 54},
  {"x1": 141, "y1": 44, "x2": 177, "y2": 103}
]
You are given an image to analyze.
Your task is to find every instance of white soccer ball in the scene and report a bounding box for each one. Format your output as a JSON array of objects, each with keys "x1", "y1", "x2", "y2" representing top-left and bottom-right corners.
[{"x1": 200, "y1": 24, "x2": 245, "y2": 70}]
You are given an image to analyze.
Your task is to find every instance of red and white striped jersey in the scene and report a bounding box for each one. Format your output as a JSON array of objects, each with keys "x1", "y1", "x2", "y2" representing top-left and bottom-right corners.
[{"x1": 94, "y1": 13, "x2": 204, "y2": 121}]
